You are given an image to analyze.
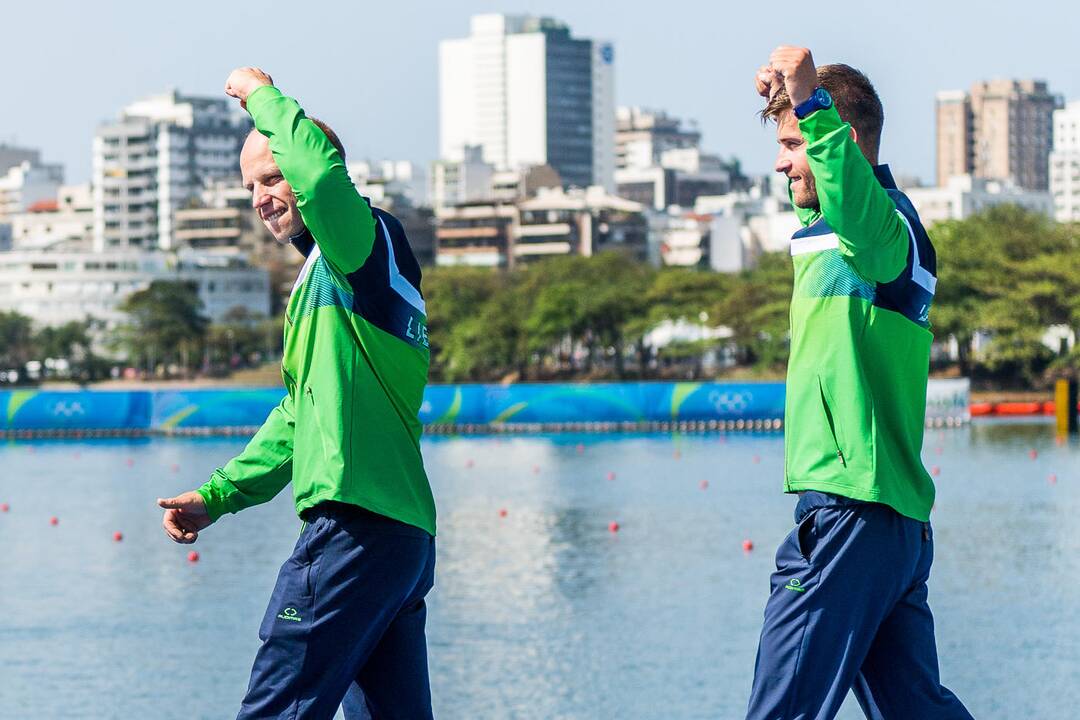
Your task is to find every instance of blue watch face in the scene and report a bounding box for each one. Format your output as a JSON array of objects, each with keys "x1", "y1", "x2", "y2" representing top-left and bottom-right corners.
[{"x1": 815, "y1": 87, "x2": 833, "y2": 107}]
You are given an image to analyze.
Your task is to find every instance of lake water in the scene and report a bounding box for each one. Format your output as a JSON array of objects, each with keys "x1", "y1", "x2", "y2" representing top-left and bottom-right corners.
[{"x1": 1, "y1": 420, "x2": 1077, "y2": 718}]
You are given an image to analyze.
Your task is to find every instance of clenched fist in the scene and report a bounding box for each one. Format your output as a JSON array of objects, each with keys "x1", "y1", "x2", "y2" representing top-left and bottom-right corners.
[
  {"x1": 755, "y1": 47, "x2": 818, "y2": 107},
  {"x1": 225, "y1": 67, "x2": 274, "y2": 109}
]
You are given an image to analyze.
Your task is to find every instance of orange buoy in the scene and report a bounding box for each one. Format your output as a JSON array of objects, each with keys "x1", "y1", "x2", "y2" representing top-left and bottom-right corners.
[
  {"x1": 608, "y1": 521, "x2": 620, "y2": 533},
  {"x1": 113, "y1": 531, "x2": 123, "y2": 542},
  {"x1": 187, "y1": 550, "x2": 200, "y2": 563},
  {"x1": 673, "y1": 450, "x2": 681, "y2": 459},
  {"x1": 742, "y1": 539, "x2": 754, "y2": 552}
]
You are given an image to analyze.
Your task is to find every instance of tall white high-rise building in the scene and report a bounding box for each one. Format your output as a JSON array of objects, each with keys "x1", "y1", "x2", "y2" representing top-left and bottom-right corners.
[
  {"x1": 439, "y1": 14, "x2": 615, "y2": 191},
  {"x1": 1051, "y1": 101, "x2": 1080, "y2": 223},
  {"x1": 92, "y1": 91, "x2": 250, "y2": 252}
]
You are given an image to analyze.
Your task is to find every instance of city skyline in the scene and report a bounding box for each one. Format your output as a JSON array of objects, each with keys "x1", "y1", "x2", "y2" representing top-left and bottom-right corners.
[{"x1": 4, "y1": 0, "x2": 1077, "y2": 186}]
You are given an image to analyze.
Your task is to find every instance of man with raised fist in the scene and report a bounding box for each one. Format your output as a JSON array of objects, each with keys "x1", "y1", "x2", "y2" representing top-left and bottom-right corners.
[
  {"x1": 158, "y1": 66, "x2": 436, "y2": 720},
  {"x1": 744, "y1": 47, "x2": 973, "y2": 719}
]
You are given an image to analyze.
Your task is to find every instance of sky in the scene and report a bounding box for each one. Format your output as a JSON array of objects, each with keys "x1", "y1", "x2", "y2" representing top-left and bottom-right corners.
[{"x1": 3, "y1": 0, "x2": 1077, "y2": 186}]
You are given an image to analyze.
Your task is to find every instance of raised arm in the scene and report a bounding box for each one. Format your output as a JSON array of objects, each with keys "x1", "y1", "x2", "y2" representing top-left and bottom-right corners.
[
  {"x1": 761, "y1": 47, "x2": 908, "y2": 282},
  {"x1": 799, "y1": 105, "x2": 908, "y2": 283},
  {"x1": 225, "y1": 67, "x2": 376, "y2": 275}
]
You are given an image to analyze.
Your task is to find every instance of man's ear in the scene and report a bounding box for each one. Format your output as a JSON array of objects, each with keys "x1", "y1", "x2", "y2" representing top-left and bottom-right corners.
[{"x1": 849, "y1": 125, "x2": 859, "y2": 147}]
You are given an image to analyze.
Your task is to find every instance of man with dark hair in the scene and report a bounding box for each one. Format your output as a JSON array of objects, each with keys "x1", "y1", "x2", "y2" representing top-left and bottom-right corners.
[
  {"x1": 744, "y1": 47, "x2": 973, "y2": 719},
  {"x1": 157, "y1": 67, "x2": 436, "y2": 719}
]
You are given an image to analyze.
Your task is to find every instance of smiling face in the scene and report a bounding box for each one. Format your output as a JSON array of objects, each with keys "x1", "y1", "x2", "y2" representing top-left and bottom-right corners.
[
  {"x1": 240, "y1": 131, "x2": 304, "y2": 243},
  {"x1": 774, "y1": 110, "x2": 819, "y2": 209}
]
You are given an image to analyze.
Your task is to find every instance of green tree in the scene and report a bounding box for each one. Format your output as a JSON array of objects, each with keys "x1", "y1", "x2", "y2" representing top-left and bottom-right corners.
[
  {"x1": 423, "y1": 266, "x2": 506, "y2": 380},
  {"x1": 0, "y1": 311, "x2": 35, "y2": 372},
  {"x1": 623, "y1": 268, "x2": 732, "y2": 377},
  {"x1": 716, "y1": 251, "x2": 793, "y2": 370},
  {"x1": 933, "y1": 205, "x2": 1079, "y2": 384},
  {"x1": 118, "y1": 280, "x2": 209, "y2": 377},
  {"x1": 34, "y1": 318, "x2": 108, "y2": 382}
]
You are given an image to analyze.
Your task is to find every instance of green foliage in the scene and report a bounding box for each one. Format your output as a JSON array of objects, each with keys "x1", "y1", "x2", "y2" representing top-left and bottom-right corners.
[
  {"x1": 716, "y1": 252, "x2": 793, "y2": 370},
  {"x1": 118, "y1": 280, "x2": 210, "y2": 377},
  {"x1": 2, "y1": 204, "x2": 1074, "y2": 389},
  {"x1": 932, "y1": 205, "x2": 1080, "y2": 385},
  {"x1": 0, "y1": 311, "x2": 35, "y2": 369}
]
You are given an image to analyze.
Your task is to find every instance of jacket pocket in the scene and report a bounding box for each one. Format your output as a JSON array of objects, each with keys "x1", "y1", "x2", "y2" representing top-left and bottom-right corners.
[
  {"x1": 817, "y1": 375, "x2": 847, "y2": 468},
  {"x1": 304, "y1": 386, "x2": 338, "y2": 464}
]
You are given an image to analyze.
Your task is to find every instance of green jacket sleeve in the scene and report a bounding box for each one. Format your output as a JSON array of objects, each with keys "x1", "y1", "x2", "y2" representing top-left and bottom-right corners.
[
  {"x1": 245, "y1": 85, "x2": 376, "y2": 275},
  {"x1": 197, "y1": 393, "x2": 294, "y2": 521},
  {"x1": 799, "y1": 105, "x2": 908, "y2": 283}
]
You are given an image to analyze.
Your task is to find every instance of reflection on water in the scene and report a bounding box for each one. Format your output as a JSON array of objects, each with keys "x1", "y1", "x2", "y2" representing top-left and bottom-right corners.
[{"x1": 0, "y1": 421, "x2": 1077, "y2": 718}]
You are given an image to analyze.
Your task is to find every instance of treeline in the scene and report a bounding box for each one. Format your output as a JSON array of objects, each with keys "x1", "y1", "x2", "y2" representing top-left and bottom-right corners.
[
  {"x1": 1, "y1": 205, "x2": 1075, "y2": 389},
  {"x1": 424, "y1": 251, "x2": 791, "y2": 382},
  {"x1": 0, "y1": 281, "x2": 281, "y2": 382},
  {"x1": 424, "y1": 205, "x2": 1080, "y2": 387}
]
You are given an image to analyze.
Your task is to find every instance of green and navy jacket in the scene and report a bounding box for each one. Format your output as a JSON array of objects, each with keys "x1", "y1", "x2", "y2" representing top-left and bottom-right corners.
[
  {"x1": 784, "y1": 104, "x2": 937, "y2": 522},
  {"x1": 198, "y1": 85, "x2": 436, "y2": 535}
]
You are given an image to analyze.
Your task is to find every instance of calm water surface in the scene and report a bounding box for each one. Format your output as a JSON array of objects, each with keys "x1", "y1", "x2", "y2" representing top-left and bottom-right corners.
[{"x1": 1, "y1": 420, "x2": 1077, "y2": 718}]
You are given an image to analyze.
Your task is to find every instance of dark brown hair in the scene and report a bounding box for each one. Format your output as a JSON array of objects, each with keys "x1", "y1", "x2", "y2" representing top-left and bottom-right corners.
[{"x1": 761, "y1": 63, "x2": 884, "y2": 162}]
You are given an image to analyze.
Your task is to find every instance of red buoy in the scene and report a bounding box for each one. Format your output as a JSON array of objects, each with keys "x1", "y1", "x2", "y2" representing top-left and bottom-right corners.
[
  {"x1": 49, "y1": 516, "x2": 59, "y2": 526},
  {"x1": 699, "y1": 479, "x2": 709, "y2": 490},
  {"x1": 931, "y1": 466, "x2": 941, "y2": 477},
  {"x1": 606, "y1": 471, "x2": 616, "y2": 481},
  {"x1": 465, "y1": 459, "x2": 474, "y2": 469},
  {"x1": 187, "y1": 550, "x2": 200, "y2": 563},
  {"x1": 0, "y1": 503, "x2": 8, "y2": 513},
  {"x1": 742, "y1": 539, "x2": 754, "y2": 552},
  {"x1": 576, "y1": 443, "x2": 585, "y2": 454},
  {"x1": 608, "y1": 521, "x2": 620, "y2": 533},
  {"x1": 1029, "y1": 449, "x2": 1039, "y2": 460},
  {"x1": 1049, "y1": 474, "x2": 1058, "y2": 485},
  {"x1": 113, "y1": 531, "x2": 123, "y2": 542},
  {"x1": 752, "y1": 455, "x2": 761, "y2": 464},
  {"x1": 125, "y1": 458, "x2": 134, "y2": 467},
  {"x1": 673, "y1": 450, "x2": 681, "y2": 459},
  {"x1": 935, "y1": 446, "x2": 944, "y2": 455},
  {"x1": 170, "y1": 464, "x2": 180, "y2": 473},
  {"x1": 532, "y1": 465, "x2": 540, "y2": 474},
  {"x1": 498, "y1": 508, "x2": 508, "y2": 518}
]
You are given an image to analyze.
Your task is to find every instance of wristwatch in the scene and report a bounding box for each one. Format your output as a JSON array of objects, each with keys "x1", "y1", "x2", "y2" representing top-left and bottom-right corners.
[{"x1": 793, "y1": 87, "x2": 833, "y2": 119}]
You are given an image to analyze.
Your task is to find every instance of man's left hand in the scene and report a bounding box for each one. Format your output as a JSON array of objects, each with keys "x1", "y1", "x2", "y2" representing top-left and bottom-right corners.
[
  {"x1": 767, "y1": 47, "x2": 818, "y2": 107},
  {"x1": 225, "y1": 67, "x2": 274, "y2": 109}
]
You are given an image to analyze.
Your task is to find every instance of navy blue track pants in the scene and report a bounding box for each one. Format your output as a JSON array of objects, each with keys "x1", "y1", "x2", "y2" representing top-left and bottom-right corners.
[
  {"x1": 746, "y1": 492, "x2": 973, "y2": 720},
  {"x1": 236, "y1": 502, "x2": 436, "y2": 720}
]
